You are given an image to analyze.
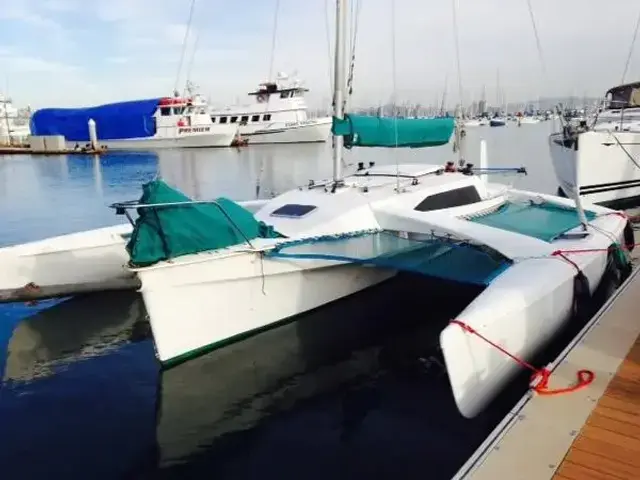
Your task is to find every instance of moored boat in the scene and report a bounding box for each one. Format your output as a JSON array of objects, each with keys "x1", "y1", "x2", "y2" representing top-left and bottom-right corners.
[
  {"x1": 107, "y1": 0, "x2": 633, "y2": 421},
  {"x1": 29, "y1": 92, "x2": 238, "y2": 150},
  {"x1": 209, "y1": 73, "x2": 332, "y2": 145},
  {"x1": 549, "y1": 81, "x2": 640, "y2": 208}
]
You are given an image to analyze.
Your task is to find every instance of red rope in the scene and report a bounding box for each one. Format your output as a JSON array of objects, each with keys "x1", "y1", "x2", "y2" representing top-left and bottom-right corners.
[{"x1": 450, "y1": 320, "x2": 595, "y2": 396}]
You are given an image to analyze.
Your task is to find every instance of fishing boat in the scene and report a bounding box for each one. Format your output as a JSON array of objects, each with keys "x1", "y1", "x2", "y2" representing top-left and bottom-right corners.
[
  {"x1": 209, "y1": 73, "x2": 332, "y2": 144},
  {"x1": 109, "y1": 0, "x2": 632, "y2": 420},
  {"x1": 549, "y1": 81, "x2": 640, "y2": 208},
  {"x1": 29, "y1": 90, "x2": 238, "y2": 150}
]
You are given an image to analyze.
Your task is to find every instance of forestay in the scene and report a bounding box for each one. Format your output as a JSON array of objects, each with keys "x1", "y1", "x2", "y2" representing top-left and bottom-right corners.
[{"x1": 331, "y1": 115, "x2": 455, "y2": 148}]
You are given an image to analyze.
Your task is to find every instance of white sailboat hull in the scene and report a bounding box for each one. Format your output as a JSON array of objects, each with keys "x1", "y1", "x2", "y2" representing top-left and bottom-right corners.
[
  {"x1": 549, "y1": 131, "x2": 640, "y2": 206},
  {"x1": 137, "y1": 251, "x2": 395, "y2": 365},
  {"x1": 0, "y1": 224, "x2": 137, "y2": 302},
  {"x1": 241, "y1": 118, "x2": 332, "y2": 144},
  {"x1": 373, "y1": 189, "x2": 628, "y2": 418},
  {"x1": 65, "y1": 127, "x2": 237, "y2": 150}
]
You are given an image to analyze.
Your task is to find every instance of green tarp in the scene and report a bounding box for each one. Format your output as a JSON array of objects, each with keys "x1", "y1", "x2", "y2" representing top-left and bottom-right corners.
[
  {"x1": 332, "y1": 115, "x2": 455, "y2": 148},
  {"x1": 126, "y1": 180, "x2": 281, "y2": 267}
]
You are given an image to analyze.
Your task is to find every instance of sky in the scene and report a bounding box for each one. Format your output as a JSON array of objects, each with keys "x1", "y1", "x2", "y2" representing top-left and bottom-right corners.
[{"x1": 0, "y1": 0, "x2": 639, "y2": 110}]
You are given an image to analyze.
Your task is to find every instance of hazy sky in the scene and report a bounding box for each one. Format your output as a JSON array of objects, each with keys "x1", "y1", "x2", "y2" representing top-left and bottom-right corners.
[{"x1": 1, "y1": 0, "x2": 639, "y2": 109}]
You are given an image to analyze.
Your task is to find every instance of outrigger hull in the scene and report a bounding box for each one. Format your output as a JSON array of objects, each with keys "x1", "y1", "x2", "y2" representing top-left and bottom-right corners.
[
  {"x1": 0, "y1": 200, "x2": 270, "y2": 303},
  {"x1": 0, "y1": 224, "x2": 137, "y2": 303}
]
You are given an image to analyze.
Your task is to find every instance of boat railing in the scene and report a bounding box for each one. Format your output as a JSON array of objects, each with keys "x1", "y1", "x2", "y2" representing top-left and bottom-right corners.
[{"x1": 109, "y1": 199, "x2": 256, "y2": 249}]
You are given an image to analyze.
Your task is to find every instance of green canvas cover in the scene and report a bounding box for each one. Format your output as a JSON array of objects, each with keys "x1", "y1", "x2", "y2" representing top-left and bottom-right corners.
[
  {"x1": 126, "y1": 180, "x2": 282, "y2": 267},
  {"x1": 332, "y1": 114, "x2": 455, "y2": 148}
]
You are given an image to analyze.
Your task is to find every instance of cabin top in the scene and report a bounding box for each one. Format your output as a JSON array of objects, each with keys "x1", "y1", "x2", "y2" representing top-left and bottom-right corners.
[{"x1": 605, "y1": 81, "x2": 640, "y2": 109}]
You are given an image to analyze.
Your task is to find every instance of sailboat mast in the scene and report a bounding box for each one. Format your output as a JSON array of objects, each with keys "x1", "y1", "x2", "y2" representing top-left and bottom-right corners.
[{"x1": 332, "y1": 0, "x2": 347, "y2": 185}]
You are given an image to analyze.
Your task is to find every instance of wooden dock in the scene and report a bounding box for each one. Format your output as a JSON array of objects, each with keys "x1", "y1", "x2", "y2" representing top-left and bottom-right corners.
[
  {"x1": 553, "y1": 334, "x2": 640, "y2": 480},
  {"x1": 454, "y1": 259, "x2": 640, "y2": 480}
]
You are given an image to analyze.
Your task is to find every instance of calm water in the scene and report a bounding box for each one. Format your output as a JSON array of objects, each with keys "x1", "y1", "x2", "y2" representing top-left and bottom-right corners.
[{"x1": 0, "y1": 123, "x2": 561, "y2": 479}]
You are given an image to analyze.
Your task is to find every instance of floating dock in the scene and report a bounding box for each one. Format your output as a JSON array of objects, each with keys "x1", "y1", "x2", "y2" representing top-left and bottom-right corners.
[
  {"x1": 0, "y1": 146, "x2": 105, "y2": 156},
  {"x1": 0, "y1": 132, "x2": 106, "y2": 156},
  {"x1": 454, "y1": 249, "x2": 640, "y2": 479}
]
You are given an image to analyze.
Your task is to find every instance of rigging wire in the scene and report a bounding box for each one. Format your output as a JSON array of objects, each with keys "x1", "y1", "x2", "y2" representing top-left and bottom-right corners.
[
  {"x1": 174, "y1": 0, "x2": 197, "y2": 94},
  {"x1": 451, "y1": 0, "x2": 465, "y2": 165},
  {"x1": 345, "y1": 0, "x2": 361, "y2": 109},
  {"x1": 391, "y1": 0, "x2": 400, "y2": 191},
  {"x1": 525, "y1": 0, "x2": 547, "y2": 78},
  {"x1": 268, "y1": 0, "x2": 281, "y2": 81},
  {"x1": 324, "y1": 0, "x2": 334, "y2": 99},
  {"x1": 621, "y1": 6, "x2": 640, "y2": 84},
  {"x1": 524, "y1": 0, "x2": 563, "y2": 130},
  {"x1": 183, "y1": 29, "x2": 201, "y2": 96}
]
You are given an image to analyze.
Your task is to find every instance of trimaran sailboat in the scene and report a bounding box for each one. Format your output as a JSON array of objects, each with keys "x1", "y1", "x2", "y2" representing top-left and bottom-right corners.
[{"x1": 0, "y1": 0, "x2": 633, "y2": 419}]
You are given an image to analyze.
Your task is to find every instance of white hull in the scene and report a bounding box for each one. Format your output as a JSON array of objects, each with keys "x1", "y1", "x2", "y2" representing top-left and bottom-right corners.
[
  {"x1": 441, "y1": 209, "x2": 624, "y2": 418},
  {"x1": 518, "y1": 117, "x2": 540, "y2": 124},
  {"x1": 137, "y1": 250, "x2": 395, "y2": 364},
  {"x1": 463, "y1": 119, "x2": 488, "y2": 127},
  {"x1": 0, "y1": 224, "x2": 137, "y2": 303},
  {"x1": 375, "y1": 189, "x2": 628, "y2": 418},
  {"x1": 549, "y1": 131, "x2": 640, "y2": 205},
  {"x1": 67, "y1": 129, "x2": 236, "y2": 150},
  {"x1": 241, "y1": 118, "x2": 332, "y2": 144}
]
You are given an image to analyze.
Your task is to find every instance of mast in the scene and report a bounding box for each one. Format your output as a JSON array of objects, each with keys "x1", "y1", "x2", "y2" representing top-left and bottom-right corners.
[{"x1": 332, "y1": 0, "x2": 347, "y2": 186}]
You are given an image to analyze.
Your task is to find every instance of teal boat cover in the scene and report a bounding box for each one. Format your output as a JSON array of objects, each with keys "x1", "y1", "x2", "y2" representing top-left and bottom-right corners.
[
  {"x1": 332, "y1": 115, "x2": 455, "y2": 148},
  {"x1": 126, "y1": 180, "x2": 282, "y2": 267},
  {"x1": 470, "y1": 201, "x2": 597, "y2": 242}
]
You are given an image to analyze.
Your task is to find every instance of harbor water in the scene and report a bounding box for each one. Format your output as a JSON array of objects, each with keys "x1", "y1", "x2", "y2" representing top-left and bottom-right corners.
[{"x1": 1, "y1": 123, "x2": 566, "y2": 479}]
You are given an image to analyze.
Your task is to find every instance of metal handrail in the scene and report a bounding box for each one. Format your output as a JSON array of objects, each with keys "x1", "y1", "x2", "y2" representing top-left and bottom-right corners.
[{"x1": 109, "y1": 199, "x2": 256, "y2": 249}]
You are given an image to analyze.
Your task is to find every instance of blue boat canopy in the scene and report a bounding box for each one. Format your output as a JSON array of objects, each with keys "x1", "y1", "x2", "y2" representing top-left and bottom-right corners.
[
  {"x1": 332, "y1": 114, "x2": 455, "y2": 149},
  {"x1": 30, "y1": 98, "x2": 161, "y2": 142}
]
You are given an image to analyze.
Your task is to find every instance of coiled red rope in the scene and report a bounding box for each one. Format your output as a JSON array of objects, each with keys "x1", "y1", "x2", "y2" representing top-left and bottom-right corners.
[{"x1": 450, "y1": 320, "x2": 595, "y2": 396}]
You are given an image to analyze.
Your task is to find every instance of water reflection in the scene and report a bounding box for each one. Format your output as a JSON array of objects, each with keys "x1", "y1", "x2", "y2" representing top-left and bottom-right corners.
[
  {"x1": 3, "y1": 291, "x2": 147, "y2": 384},
  {"x1": 153, "y1": 275, "x2": 499, "y2": 479}
]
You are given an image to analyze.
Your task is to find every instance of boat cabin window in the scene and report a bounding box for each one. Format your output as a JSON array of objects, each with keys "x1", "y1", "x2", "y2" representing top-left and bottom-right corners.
[
  {"x1": 230, "y1": 116, "x2": 238, "y2": 123},
  {"x1": 160, "y1": 107, "x2": 171, "y2": 116},
  {"x1": 241, "y1": 115, "x2": 249, "y2": 123},
  {"x1": 414, "y1": 186, "x2": 481, "y2": 212},
  {"x1": 263, "y1": 114, "x2": 272, "y2": 121},
  {"x1": 219, "y1": 117, "x2": 228, "y2": 124},
  {"x1": 211, "y1": 117, "x2": 216, "y2": 123},
  {"x1": 270, "y1": 204, "x2": 317, "y2": 218},
  {"x1": 251, "y1": 115, "x2": 260, "y2": 122}
]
